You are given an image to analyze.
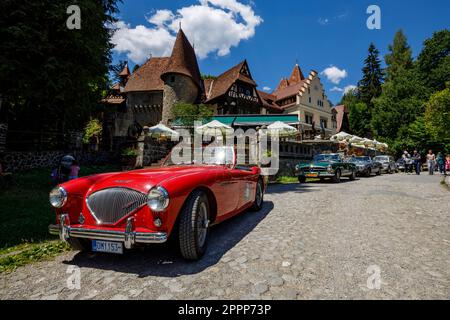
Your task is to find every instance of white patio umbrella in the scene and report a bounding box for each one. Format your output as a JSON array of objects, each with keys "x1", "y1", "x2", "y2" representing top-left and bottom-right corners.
[
  {"x1": 148, "y1": 123, "x2": 179, "y2": 138},
  {"x1": 349, "y1": 135, "x2": 364, "y2": 144},
  {"x1": 331, "y1": 131, "x2": 352, "y2": 142},
  {"x1": 195, "y1": 120, "x2": 234, "y2": 137},
  {"x1": 362, "y1": 138, "x2": 374, "y2": 147},
  {"x1": 267, "y1": 121, "x2": 298, "y2": 137}
]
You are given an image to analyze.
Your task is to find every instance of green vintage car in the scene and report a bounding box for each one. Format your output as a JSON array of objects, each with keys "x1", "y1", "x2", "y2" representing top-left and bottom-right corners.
[{"x1": 295, "y1": 153, "x2": 357, "y2": 183}]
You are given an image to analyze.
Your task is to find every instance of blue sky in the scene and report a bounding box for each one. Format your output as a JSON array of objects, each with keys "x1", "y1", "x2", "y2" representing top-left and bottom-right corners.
[{"x1": 111, "y1": 0, "x2": 450, "y2": 104}]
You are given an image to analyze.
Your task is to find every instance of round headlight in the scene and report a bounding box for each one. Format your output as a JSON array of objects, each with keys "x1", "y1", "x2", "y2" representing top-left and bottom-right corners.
[
  {"x1": 327, "y1": 165, "x2": 333, "y2": 173},
  {"x1": 147, "y1": 187, "x2": 169, "y2": 212},
  {"x1": 49, "y1": 187, "x2": 68, "y2": 208}
]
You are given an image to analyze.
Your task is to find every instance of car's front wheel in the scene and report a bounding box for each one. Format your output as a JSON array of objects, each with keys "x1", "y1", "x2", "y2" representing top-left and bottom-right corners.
[
  {"x1": 179, "y1": 190, "x2": 210, "y2": 260},
  {"x1": 349, "y1": 170, "x2": 356, "y2": 180},
  {"x1": 298, "y1": 176, "x2": 306, "y2": 183},
  {"x1": 332, "y1": 170, "x2": 341, "y2": 183},
  {"x1": 250, "y1": 179, "x2": 264, "y2": 212}
]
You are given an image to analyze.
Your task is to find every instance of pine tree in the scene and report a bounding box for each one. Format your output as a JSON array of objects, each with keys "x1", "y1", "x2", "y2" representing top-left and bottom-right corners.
[
  {"x1": 384, "y1": 30, "x2": 414, "y2": 80},
  {"x1": 357, "y1": 43, "x2": 384, "y2": 107}
]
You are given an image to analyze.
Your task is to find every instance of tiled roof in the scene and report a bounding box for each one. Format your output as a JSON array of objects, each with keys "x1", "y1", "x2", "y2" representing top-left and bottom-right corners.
[
  {"x1": 257, "y1": 90, "x2": 277, "y2": 102},
  {"x1": 257, "y1": 90, "x2": 283, "y2": 113},
  {"x1": 204, "y1": 61, "x2": 257, "y2": 102},
  {"x1": 119, "y1": 64, "x2": 130, "y2": 77},
  {"x1": 272, "y1": 81, "x2": 305, "y2": 101},
  {"x1": 289, "y1": 64, "x2": 305, "y2": 83},
  {"x1": 124, "y1": 57, "x2": 169, "y2": 92},
  {"x1": 161, "y1": 29, "x2": 202, "y2": 89}
]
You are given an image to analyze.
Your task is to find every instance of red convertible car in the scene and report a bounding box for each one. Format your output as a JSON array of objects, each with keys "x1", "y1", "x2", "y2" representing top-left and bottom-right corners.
[{"x1": 49, "y1": 146, "x2": 265, "y2": 260}]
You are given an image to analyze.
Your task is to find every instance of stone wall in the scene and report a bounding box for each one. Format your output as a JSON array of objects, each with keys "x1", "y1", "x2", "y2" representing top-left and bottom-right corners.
[
  {"x1": 162, "y1": 74, "x2": 198, "y2": 124},
  {"x1": 0, "y1": 123, "x2": 7, "y2": 153},
  {"x1": 1, "y1": 150, "x2": 117, "y2": 172}
]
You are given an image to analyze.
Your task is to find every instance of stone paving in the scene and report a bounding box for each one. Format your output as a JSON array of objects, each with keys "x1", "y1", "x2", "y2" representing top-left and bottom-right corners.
[{"x1": 1, "y1": 173, "x2": 449, "y2": 300}]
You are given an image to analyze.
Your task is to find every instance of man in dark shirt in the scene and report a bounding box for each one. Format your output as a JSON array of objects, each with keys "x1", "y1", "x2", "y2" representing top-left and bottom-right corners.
[{"x1": 412, "y1": 150, "x2": 422, "y2": 175}]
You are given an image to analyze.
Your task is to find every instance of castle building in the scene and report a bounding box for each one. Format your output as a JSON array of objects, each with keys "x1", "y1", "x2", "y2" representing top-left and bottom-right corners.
[
  {"x1": 103, "y1": 29, "x2": 280, "y2": 141},
  {"x1": 103, "y1": 29, "x2": 335, "y2": 147},
  {"x1": 260, "y1": 64, "x2": 337, "y2": 138}
]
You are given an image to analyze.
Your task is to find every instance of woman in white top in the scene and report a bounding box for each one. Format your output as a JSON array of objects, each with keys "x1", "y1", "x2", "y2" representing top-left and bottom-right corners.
[{"x1": 426, "y1": 150, "x2": 436, "y2": 175}]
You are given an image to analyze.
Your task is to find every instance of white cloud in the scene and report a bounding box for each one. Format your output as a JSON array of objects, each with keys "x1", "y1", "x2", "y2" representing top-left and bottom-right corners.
[
  {"x1": 330, "y1": 86, "x2": 343, "y2": 92},
  {"x1": 344, "y1": 85, "x2": 357, "y2": 94},
  {"x1": 147, "y1": 10, "x2": 174, "y2": 27},
  {"x1": 330, "y1": 85, "x2": 357, "y2": 95},
  {"x1": 263, "y1": 86, "x2": 271, "y2": 92},
  {"x1": 111, "y1": 0, "x2": 263, "y2": 64},
  {"x1": 321, "y1": 66, "x2": 348, "y2": 84}
]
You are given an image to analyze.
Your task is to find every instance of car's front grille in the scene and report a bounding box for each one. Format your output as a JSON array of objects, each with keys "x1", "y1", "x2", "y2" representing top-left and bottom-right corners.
[
  {"x1": 303, "y1": 167, "x2": 327, "y2": 173},
  {"x1": 86, "y1": 188, "x2": 147, "y2": 225}
]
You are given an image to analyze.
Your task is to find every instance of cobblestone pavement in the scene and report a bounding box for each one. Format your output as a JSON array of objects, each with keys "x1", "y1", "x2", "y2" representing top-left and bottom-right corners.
[{"x1": 1, "y1": 173, "x2": 449, "y2": 300}]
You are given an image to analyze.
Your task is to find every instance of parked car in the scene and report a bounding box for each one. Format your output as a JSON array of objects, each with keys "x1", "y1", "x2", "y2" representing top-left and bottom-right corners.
[
  {"x1": 396, "y1": 158, "x2": 406, "y2": 172},
  {"x1": 347, "y1": 156, "x2": 382, "y2": 177},
  {"x1": 373, "y1": 155, "x2": 396, "y2": 173},
  {"x1": 295, "y1": 153, "x2": 356, "y2": 183},
  {"x1": 49, "y1": 146, "x2": 265, "y2": 261}
]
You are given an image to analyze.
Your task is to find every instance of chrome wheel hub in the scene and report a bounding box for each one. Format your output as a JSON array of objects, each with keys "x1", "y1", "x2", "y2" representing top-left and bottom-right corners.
[{"x1": 197, "y1": 202, "x2": 209, "y2": 247}]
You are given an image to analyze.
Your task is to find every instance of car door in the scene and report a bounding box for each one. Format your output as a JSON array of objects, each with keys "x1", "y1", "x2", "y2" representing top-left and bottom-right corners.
[
  {"x1": 230, "y1": 167, "x2": 258, "y2": 210},
  {"x1": 213, "y1": 168, "x2": 240, "y2": 218}
]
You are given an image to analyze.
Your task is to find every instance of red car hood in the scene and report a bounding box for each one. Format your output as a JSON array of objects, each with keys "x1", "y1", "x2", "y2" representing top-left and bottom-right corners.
[{"x1": 87, "y1": 165, "x2": 218, "y2": 194}]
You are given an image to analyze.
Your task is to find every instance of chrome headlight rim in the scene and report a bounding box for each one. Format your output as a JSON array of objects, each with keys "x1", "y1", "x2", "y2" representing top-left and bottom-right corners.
[
  {"x1": 49, "y1": 186, "x2": 68, "y2": 208},
  {"x1": 327, "y1": 165, "x2": 333, "y2": 173},
  {"x1": 147, "y1": 186, "x2": 170, "y2": 212}
]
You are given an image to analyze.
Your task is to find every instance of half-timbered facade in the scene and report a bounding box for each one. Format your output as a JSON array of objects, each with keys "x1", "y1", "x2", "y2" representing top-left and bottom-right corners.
[{"x1": 203, "y1": 60, "x2": 281, "y2": 115}]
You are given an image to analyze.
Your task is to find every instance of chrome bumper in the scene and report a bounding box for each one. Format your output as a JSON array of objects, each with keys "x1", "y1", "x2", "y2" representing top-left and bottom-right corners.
[
  {"x1": 49, "y1": 214, "x2": 167, "y2": 249},
  {"x1": 297, "y1": 173, "x2": 335, "y2": 177}
]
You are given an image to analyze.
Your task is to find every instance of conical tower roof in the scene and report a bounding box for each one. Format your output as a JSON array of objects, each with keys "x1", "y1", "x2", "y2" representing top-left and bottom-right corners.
[
  {"x1": 119, "y1": 63, "x2": 130, "y2": 77},
  {"x1": 161, "y1": 29, "x2": 202, "y2": 89},
  {"x1": 289, "y1": 64, "x2": 305, "y2": 84}
]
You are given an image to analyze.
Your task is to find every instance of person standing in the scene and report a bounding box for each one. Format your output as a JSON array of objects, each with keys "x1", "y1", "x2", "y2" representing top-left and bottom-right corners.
[
  {"x1": 412, "y1": 150, "x2": 422, "y2": 175},
  {"x1": 446, "y1": 155, "x2": 450, "y2": 175},
  {"x1": 69, "y1": 160, "x2": 80, "y2": 180},
  {"x1": 436, "y1": 152, "x2": 445, "y2": 175},
  {"x1": 426, "y1": 150, "x2": 436, "y2": 175},
  {"x1": 403, "y1": 150, "x2": 411, "y2": 174}
]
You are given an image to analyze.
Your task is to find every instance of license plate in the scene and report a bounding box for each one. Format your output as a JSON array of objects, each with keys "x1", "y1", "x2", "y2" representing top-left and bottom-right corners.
[
  {"x1": 306, "y1": 173, "x2": 319, "y2": 178},
  {"x1": 92, "y1": 240, "x2": 123, "y2": 254}
]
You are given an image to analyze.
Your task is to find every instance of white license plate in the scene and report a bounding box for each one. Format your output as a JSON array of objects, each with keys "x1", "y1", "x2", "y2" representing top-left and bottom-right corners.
[{"x1": 92, "y1": 240, "x2": 123, "y2": 254}]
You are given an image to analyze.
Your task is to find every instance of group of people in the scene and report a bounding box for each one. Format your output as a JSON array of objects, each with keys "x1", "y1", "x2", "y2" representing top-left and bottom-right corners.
[{"x1": 402, "y1": 149, "x2": 449, "y2": 175}]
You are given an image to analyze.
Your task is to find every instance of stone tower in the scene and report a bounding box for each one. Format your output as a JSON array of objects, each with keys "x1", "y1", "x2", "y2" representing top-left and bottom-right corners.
[{"x1": 161, "y1": 29, "x2": 203, "y2": 125}]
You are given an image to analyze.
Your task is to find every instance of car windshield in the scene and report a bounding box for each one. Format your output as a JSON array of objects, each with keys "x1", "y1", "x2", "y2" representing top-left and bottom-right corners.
[
  {"x1": 163, "y1": 146, "x2": 235, "y2": 167},
  {"x1": 349, "y1": 156, "x2": 371, "y2": 163},
  {"x1": 374, "y1": 156, "x2": 389, "y2": 162},
  {"x1": 314, "y1": 154, "x2": 340, "y2": 162}
]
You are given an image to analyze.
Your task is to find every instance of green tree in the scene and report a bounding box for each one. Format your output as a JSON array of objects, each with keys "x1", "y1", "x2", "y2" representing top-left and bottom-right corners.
[
  {"x1": 416, "y1": 29, "x2": 450, "y2": 93},
  {"x1": 371, "y1": 31, "x2": 428, "y2": 154},
  {"x1": 371, "y1": 69, "x2": 427, "y2": 149},
  {"x1": 357, "y1": 43, "x2": 384, "y2": 107},
  {"x1": 348, "y1": 102, "x2": 371, "y2": 137},
  {"x1": 172, "y1": 103, "x2": 214, "y2": 127},
  {"x1": 424, "y1": 86, "x2": 450, "y2": 150},
  {"x1": 83, "y1": 118, "x2": 103, "y2": 144},
  {"x1": 0, "y1": 0, "x2": 120, "y2": 150},
  {"x1": 385, "y1": 30, "x2": 414, "y2": 80}
]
